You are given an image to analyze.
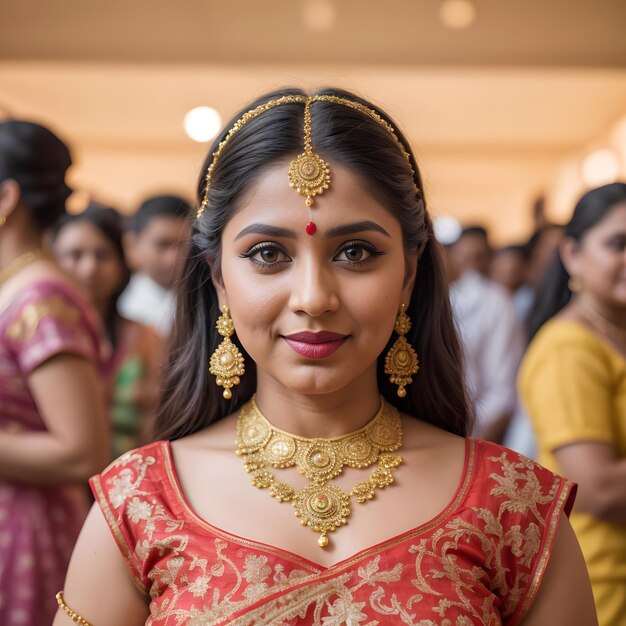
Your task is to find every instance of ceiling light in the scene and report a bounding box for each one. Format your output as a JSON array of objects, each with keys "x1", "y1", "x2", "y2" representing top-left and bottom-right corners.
[
  {"x1": 581, "y1": 149, "x2": 621, "y2": 187},
  {"x1": 440, "y1": 0, "x2": 476, "y2": 30},
  {"x1": 433, "y1": 215, "x2": 462, "y2": 245},
  {"x1": 184, "y1": 106, "x2": 222, "y2": 143},
  {"x1": 302, "y1": 0, "x2": 336, "y2": 33}
]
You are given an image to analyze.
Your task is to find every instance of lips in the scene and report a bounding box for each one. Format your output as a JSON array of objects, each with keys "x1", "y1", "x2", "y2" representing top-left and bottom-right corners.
[{"x1": 282, "y1": 331, "x2": 349, "y2": 359}]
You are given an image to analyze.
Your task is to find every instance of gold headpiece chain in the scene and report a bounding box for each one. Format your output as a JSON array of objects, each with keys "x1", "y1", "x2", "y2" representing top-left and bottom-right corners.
[{"x1": 196, "y1": 94, "x2": 417, "y2": 219}]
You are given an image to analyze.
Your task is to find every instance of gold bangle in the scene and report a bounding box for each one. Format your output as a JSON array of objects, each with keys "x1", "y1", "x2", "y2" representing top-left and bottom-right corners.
[{"x1": 56, "y1": 591, "x2": 93, "y2": 626}]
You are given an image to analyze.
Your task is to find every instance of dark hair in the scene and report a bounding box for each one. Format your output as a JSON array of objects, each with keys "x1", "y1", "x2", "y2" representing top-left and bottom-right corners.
[
  {"x1": 52, "y1": 203, "x2": 130, "y2": 346},
  {"x1": 0, "y1": 119, "x2": 72, "y2": 230},
  {"x1": 493, "y1": 244, "x2": 526, "y2": 258},
  {"x1": 523, "y1": 223, "x2": 563, "y2": 260},
  {"x1": 527, "y1": 182, "x2": 626, "y2": 340},
  {"x1": 131, "y1": 194, "x2": 192, "y2": 234},
  {"x1": 458, "y1": 225, "x2": 489, "y2": 243},
  {"x1": 154, "y1": 87, "x2": 471, "y2": 440}
]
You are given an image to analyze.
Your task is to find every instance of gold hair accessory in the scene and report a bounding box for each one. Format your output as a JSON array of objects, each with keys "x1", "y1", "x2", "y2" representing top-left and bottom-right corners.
[
  {"x1": 287, "y1": 98, "x2": 331, "y2": 236},
  {"x1": 236, "y1": 396, "x2": 403, "y2": 548},
  {"x1": 209, "y1": 305, "x2": 245, "y2": 399},
  {"x1": 385, "y1": 304, "x2": 419, "y2": 397},
  {"x1": 568, "y1": 276, "x2": 582, "y2": 293},
  {"x1": 56, "y1": 591, "x2": 93, "y2": 626},
  {"x1": 0, "y1": 248, "x2": 46, "y2": 286},
  {"x1": 196, "y1": 94, "x2": 418, "y2": 226}
]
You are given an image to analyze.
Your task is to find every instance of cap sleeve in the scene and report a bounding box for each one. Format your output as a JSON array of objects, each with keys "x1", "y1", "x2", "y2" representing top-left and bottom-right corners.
[
  {"x1": 89, "y1": 442, "x2": 169, "y2": 597},
  {"x1": 4, "y1": 280, "x2": 106, "y2": 374},
  {"x1": 472, "y1": 440, "x2": 576, "y2": 626},
  {"x1": 519, "y1": 323, "x2": 616, "y2": 449}
]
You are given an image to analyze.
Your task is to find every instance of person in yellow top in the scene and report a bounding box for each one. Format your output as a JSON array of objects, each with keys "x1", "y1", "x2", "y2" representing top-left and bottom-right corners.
[{"x1": 519, "y1": 182, "x2": 626, "y2": 626}]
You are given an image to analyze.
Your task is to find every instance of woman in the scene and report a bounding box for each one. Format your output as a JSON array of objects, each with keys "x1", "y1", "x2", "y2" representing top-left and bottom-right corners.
[
  {"x1": 52, "y1": 205, "x2": 163, "y2": 459},
  {"x1": 56, "y1": 89, "x2": 596, "y2": 625},
  {"x1": 520, "y1": 183, "x2": 626, "y2": 626},
  {"x1": 0, "y1": 120, "x2": 109, "y2": 625}
]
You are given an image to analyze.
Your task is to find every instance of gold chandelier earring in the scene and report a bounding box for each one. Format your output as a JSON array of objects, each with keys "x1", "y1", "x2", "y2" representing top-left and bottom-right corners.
[
  {"x1": 568, "y1": 275, "x2": 582, "y2": 293},
  {"x1": 384, "y1": 304, "x2": 419, "y2": 397},
  {"x1": 209, "y1": 305, "x2": 245, "y2": 399}
]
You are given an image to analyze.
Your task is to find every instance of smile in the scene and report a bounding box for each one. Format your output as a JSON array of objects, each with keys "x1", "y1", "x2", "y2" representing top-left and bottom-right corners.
[{"x1": 282, "y1": 331, "x2": 349, "y2": 359}]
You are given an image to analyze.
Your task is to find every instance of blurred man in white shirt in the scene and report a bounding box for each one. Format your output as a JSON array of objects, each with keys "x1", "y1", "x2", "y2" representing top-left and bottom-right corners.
[{"x1": 119, "y1": 195, "x2": 191, "y2": 338}]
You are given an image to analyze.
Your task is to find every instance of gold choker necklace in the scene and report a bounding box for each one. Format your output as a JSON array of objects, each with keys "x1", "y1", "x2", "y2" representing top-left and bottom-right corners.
[
  {"x1": 236, "y1": 396, "x2": 403, "y2": 548},
  {"x1": 0, "y1": 248, "x2": 47, "y2": 286}
]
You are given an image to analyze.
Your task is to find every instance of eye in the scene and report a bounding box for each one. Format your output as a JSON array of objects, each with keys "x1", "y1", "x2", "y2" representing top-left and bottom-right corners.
[
  {"x1": 334, "y1": 240, "x2": 384, "y2": 266},
  {"x1": 241, "y1": 243, "x2": 291, "y2": 269},
  {"x1": 258, "y1": 248, "x2": 280, "y2": 263}
]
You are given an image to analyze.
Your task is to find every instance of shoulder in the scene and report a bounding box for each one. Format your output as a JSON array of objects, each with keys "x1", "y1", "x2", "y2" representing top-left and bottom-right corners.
[
  {"x1": 469, "y1": 439, "x2": 576, "y2": 517},
  {"x1": 90, "y1": 441, "x2": 170, "y2": 507},
  {"x1": 521, "y1": 319, "x2": 615, "y2": 381},
  {"x1": 530, "y1": 318, "x2": 604, "y2": 351}
]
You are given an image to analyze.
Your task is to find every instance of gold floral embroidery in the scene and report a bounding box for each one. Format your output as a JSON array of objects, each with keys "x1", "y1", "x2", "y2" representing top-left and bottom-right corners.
[
  {"x1": 7, "y1": 295, "x2": 80, "y2": 342},
  {"x1": 96, "y1": 442, "x2": 571, "y2": 626}
]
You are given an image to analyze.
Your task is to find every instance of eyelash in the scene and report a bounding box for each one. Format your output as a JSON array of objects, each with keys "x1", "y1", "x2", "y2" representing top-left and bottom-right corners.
[
  {"x1": 239, "y1": 240, "x2": 385, "y2": 270},
  {"x1": 336, "y1": 240, "x2": 385, "y2": 266}
]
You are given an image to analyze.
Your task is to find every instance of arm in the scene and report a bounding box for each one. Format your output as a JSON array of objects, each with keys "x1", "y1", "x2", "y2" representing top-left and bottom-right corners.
[
  {"x1": 553, "y1": 441, "x2": 626, "y2": 523},
  {"x1": 53, "y1": 504, "x2": 150, "y2": 626},
  {"x1": 0, "y1": 353, "x2": 109, "y2": 483},
  {"x1": 520, "y1": 513, "x2": 597, "y2": 625}
]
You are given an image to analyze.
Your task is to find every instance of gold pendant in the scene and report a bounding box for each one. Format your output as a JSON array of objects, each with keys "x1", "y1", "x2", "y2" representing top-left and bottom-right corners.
[{"x1": 287, "y1": 151, "x2": 331, "y2": 207}]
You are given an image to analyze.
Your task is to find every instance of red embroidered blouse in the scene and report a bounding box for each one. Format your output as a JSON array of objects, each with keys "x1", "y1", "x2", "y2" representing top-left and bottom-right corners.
[{"x1": 91, "y1": 438, "x2": 575, "y2": 625}]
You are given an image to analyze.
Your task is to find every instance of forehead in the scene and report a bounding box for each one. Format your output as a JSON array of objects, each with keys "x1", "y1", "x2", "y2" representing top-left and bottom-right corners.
[
  {"x1": 140, "y1": 215, "x2": 190, "y2": 239},
  {"x1": 56, "y1": 220, "x2": 111, "y2": 248},
  {"x1": 591, "y1": 201, "x2": 626, "y2": 233},
  {"x1": 228, "y1": 160, "x2": 403, "y2": 237}
]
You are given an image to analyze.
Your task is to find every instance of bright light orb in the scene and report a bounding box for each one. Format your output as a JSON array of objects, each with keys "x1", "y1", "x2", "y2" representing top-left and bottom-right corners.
[
  {"x1": 433, "y1": 215, "x2": 462, "y2": 245},
  {"x1": 184, "y1": 106, "x2": 222, "y2": 143},
  {"x1": 440, "y1": 0, "x2": 476, "y2": 30},
  {"x1": 582, "y1": 149, "x2": 621, "y2": 187}
]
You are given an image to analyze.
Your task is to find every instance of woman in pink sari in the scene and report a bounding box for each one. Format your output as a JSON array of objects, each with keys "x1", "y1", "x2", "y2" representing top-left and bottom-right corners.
[
  {"x1": 0, "y1": 120, "x2": 109, "y2": 625},
  {"x1": 58, "y1": 89, "x2": 596, "y2": 625}
]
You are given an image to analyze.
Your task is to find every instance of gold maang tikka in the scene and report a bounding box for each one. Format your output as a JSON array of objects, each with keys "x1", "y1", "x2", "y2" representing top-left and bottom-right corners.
[
  {"x1": 287, "y1": 98, "x2": 331, "y2": 236},
  {"x1": 209, "y1": 305, "x2": 245, "y2": 399},
  {"x1": 236, "y1": 396, "x2": 403, "y2": 548},
  {"x1": 196, "y1": 94, "x2": 419, "y2": 233},
  {"x1": 385, "y1": 304, "x2": 419, "y2": 397}
]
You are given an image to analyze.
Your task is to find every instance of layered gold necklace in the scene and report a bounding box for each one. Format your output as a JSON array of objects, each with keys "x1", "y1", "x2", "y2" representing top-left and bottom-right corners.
[
  {"x1": 236, "y1": 396, "x2": 403, "y2": 548},
  {"x1": 0, "y1": 248, "x2": 47, "y2": 287}
]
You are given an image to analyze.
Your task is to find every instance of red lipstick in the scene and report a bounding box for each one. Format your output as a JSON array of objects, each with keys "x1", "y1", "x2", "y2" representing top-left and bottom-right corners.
[{"x1": 283, "y1": 331, "x2": 348, "y2": 359}]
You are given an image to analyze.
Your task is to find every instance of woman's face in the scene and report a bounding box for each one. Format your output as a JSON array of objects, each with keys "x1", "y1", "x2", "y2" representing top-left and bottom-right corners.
[
  {"x1": 54, "y1": 221, "x2": 126, "y2": 309},
  {"x1": 566, "y1": 201, "x2": 626, "y2": 308},
  {"x1": 214, "y1": 161, "x2": 416, "y2": 396}
]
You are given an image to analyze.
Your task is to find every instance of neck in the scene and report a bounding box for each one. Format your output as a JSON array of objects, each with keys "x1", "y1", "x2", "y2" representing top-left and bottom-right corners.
[
  {"x1": 0, "y1": 229, "x2": 44, "y2": 272},
  {"x1": 254, "y1": 368, "x2": 383, "y2": 438},
  {"x1": 574, "y1": 293, "x2": 626, "y2": 331}
]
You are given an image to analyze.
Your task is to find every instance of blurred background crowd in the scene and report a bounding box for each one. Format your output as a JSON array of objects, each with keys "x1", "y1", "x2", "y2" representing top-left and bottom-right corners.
[{"x1": 0, "y1": 1, "x2": 625, "y2": 624}]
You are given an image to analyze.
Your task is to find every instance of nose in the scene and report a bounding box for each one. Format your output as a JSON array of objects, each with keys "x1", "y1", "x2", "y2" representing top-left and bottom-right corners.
[{"x1": 288, "y1": 255, "x2": 340, "y2": 318}]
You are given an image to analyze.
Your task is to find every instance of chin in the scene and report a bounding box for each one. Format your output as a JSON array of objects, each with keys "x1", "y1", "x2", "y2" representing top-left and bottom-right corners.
[{"x1": 279, "y1": 373, "x2": 353, "y2": 396}]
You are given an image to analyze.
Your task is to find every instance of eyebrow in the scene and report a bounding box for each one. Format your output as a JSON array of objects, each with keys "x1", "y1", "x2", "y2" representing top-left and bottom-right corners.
[{"x1": 234, "y1": 220, "x2": 390, "y2": 241}]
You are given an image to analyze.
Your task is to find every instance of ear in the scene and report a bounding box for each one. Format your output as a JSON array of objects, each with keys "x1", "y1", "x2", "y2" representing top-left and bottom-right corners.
[
  {"x1": 400, "y1": 250, "x2": 419, "y2": 305},
  {"x1": 208, "y1": 258, "x2": 228, "y2": 308},
  {"x1": 0, "y1": 179, "x2": 21, "y2": 221},
  {"x1": 559, "y1": 237, "x2": 579, "y2": 278}
]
